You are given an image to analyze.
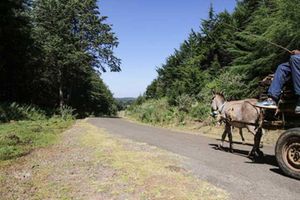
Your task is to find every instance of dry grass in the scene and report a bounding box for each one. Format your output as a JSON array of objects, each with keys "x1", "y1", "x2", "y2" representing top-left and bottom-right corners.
[{"x1": 80, "y1": 122, "x2": 229, "y2": 200}]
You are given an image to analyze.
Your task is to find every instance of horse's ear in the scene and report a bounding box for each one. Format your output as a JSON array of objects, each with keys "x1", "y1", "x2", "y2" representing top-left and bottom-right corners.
[
  {"x1": 220, "y1": 90, "x2": 225, "y2": 96},
  {"x1": 212, "y1": 90, "x2": 215, "y2": 95}
]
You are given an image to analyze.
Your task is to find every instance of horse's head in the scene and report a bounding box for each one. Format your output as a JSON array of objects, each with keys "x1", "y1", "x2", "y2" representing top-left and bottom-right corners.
[{"x1": 210, "y1": 92, "x2": 225, "y2": 118}]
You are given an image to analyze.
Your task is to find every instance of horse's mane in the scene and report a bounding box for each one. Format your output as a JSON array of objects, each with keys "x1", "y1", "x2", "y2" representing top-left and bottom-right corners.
[{"x1": 214, "y1": 92, "x2": 225, "y2": 98}]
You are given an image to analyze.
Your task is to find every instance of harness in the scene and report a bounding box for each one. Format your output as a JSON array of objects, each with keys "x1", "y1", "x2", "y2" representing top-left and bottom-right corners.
[{"x1": 218, "y1": 102, "x2": 227, "y2": 114}]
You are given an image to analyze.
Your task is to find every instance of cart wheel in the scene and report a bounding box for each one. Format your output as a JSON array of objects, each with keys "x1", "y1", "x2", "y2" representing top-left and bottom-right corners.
[{"x1": 275, "y1": 128, "x2": 300, "y2": 180}]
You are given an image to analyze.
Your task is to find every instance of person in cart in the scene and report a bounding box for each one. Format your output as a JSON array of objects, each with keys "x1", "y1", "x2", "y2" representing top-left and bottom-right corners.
[{"x1": 256, "y1": 50, "x2": 300, "y2": 113}]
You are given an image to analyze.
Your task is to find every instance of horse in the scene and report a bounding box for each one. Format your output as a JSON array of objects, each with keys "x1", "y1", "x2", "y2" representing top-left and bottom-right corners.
[
  {"x1": 214, "y1": 98, "x2": 262, "y2": 146},
  {"x1": 211, "y1": 92, "x2": 264, "y2": 158}
]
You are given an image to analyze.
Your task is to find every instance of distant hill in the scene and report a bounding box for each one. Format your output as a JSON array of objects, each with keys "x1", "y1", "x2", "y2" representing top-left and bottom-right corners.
[
  {"x1": 115, "y1": 97, "x2": 136, "y2": 110},
  {"x1": 115, "y1": 97, "x2": 136, "y2": 103}
]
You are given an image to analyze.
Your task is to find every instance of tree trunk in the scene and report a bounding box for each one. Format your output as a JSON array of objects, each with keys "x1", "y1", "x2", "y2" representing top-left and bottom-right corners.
[
  {"x1": 59, "y1": 82, "x2": 64, "y2": 109},
  {"x1": 58, "y1": 68, "x2": 64, "y2": 110}
]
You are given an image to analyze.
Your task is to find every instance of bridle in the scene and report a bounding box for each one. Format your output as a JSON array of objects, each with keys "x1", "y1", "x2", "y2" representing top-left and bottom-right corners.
[
  {"x1": 219, "y1": 102, "x2": 226, "y2": 113},
  {"x1": 211, "y1": 99, "x2": 227, "y2": 118}
]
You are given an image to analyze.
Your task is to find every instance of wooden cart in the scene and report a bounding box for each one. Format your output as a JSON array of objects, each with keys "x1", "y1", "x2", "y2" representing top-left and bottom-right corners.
[{"x1": 259, "y1": 74, "x2": 300, "y2": 179}]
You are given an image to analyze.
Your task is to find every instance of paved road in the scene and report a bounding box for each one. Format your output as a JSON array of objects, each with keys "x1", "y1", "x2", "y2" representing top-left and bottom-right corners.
[{"x1": 88, "y1": 118, "x2": 300, "y2": 200}]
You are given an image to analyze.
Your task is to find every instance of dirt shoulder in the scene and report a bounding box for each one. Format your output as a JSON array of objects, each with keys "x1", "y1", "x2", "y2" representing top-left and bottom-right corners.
[{"x1": 0, "y1": 120, "x2": 228, "y2": 200}]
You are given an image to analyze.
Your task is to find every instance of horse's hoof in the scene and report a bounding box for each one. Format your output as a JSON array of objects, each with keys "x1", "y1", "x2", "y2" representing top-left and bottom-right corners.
[
  {"x1": 247, "y1": 150, "x2": 255, "y2": 159},
  {"x1": 249, "y1": 150, "x2": 264, "y2": 161},
  {"x1": 256, "y1": 150, "x2": 264, "y2": 158},
  {"x1": 218, "y1": 144, "x2": 224, "y2": 150}
]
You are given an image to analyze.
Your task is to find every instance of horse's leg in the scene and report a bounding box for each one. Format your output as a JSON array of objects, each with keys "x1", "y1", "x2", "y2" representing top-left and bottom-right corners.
[
  {"x1": 259, "y1": 129, "x2": 265, "y2": 148},
  {"x1": 239, "y1": 128, "x2": 245, "y2": 144},
  {"x1": 246, "y1": 125, "x2": 257, "y2": 158},
  {"x1": 218, "y1": 127, "x2": 227, "y2": 149},
  {"x1": 248, "y1": 127, "x2": 264, "y2": 158},
  {"x1": 254, "y1": 128, "x2": 264, "y2": 158},
  {"x1": 228, "y1": 126, "x2": 234, "y2": 153}
]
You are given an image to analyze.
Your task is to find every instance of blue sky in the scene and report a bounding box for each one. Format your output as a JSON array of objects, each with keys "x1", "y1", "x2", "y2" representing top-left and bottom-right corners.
[{"x1": 99, "y1": 0, "x2": 237, "y2": 98}]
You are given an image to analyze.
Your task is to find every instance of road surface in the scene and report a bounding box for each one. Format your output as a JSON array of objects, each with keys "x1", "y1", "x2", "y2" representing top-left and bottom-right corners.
[{"x1": 88, "y1": 117, "x2": 300, "y2": 200}]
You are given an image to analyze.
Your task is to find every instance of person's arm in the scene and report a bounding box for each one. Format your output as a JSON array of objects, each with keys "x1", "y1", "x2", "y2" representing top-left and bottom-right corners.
[{"x1": 291, "y1": 50, "x2": 300, "y2": 55}]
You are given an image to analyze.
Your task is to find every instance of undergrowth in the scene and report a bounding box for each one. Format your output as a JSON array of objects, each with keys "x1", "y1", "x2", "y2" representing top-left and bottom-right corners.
[
  {"x1": 0, "y1": 103, "x2": 74, "y2": 161},
  {"x1": 126, "y1": 97, "x2": 211, "y2": 126}
]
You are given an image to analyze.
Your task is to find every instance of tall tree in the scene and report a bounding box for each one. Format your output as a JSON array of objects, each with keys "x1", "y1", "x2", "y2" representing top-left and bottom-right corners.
[{"x1": 32, "y1": 0, "x2": 121, "y2": 109}]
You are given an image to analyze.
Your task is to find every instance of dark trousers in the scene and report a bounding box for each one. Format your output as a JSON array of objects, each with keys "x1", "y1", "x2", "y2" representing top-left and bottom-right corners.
[{"x1": 268, "y1": 55, "x2": 300, "y2": 100}]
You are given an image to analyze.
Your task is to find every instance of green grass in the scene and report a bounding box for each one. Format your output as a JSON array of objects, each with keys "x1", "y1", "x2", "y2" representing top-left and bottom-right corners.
[{"x1": 0, "y1": 117, "x2": 73, "y2": 161}]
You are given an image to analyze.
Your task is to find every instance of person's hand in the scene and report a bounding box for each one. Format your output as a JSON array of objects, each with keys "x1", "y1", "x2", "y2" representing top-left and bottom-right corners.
[{"x1": 291, "y1": 50, "x2": 300, "y2": 55}]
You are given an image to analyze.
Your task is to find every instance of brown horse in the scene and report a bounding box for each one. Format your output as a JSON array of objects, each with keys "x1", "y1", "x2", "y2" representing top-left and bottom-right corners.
[{"x1": 211, "y1": 92, "x2": 263, "y2": 158}]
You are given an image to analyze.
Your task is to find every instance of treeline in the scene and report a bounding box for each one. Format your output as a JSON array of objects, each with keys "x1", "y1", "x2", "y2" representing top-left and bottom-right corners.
[
  {"x1": 146, "y1": 0, "x2": 300, "y2": 102},
  {"x1": 127, "y1": 0, "x2": 300, "y2": 124},
  {"x1": 0, "y1": 0, "x2": 120, "y2": 117}
]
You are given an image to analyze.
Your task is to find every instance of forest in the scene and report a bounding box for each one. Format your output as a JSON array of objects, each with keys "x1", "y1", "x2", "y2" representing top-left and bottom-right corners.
[
  {"x1": 127, "y1": 0, "x2": 300, "y2": 125},
  {"x1": 0, "y1": 0, "x2": 120, "y2": 118}
]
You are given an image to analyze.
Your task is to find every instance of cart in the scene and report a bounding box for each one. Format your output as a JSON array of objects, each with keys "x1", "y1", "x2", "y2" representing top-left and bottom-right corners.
[{"x1": 258, "y1": 74, "x2": 300, "y2": 179}]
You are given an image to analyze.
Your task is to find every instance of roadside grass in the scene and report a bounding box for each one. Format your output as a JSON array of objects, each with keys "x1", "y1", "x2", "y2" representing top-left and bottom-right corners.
[
  {"x1": 0, "y1": 118, "x2": 74, "y2": 162},
  {"x1": 81, "y1": 122, "x2": 229, "y2": 200}
]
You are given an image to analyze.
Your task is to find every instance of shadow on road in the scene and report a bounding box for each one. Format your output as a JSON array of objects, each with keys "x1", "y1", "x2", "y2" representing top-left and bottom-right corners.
[
  {"x1": 209, "y1": 143, "x2": 278, "y2": 167},
  {"x1": 269, "y1": 168, "x2": 290, "y2": 178},
  {"x1": 215, "y1": 138, "x2": 255, "y2": 147},
  {"x1": 208, "y1": 142, "x2": 293, "y2": 179},
  {"x1": 208, "y1": 142, "x2": 294, "y2": 179}
]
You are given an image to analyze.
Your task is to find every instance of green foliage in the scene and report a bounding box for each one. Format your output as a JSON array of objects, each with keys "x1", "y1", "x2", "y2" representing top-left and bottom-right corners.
[
  {"x1": 127, "y1": 97, "x2": 210, "y2": 126},
  {"x1": 127, "y1": 98, "x2": 179, "y2": 125},
  {"x1": 57, "y1": 105, "x2": 76, "y2": 121},
  {"x1": 205, "y1": 70, "x2": 249, "y2": 99},
  {"x1": 0, "y1": 103, "x2": 46, "y2": 123},
  {"x1": 175, "y1": 94, "x2": 196, "y2": 112}
]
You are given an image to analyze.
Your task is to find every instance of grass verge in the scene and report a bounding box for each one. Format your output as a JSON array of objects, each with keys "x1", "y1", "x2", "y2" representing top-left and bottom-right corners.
[{"x1": 0, "y1": 118, "x2": 74, "y2": 162}]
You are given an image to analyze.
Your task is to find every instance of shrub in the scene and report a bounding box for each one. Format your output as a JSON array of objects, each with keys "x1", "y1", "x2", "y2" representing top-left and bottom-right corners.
[
  {"x1": 189, "y1": 102, "x2": 211, "y2": 121},
  {"x1": 175, "y1": 94, "x2": 197, "y2": 113},
  {"x1": 127, "y1": 98, "x2": 187, "y2": 126},
  {"x1": 57, "y1": 105, "x2": 76, "y2": 120},
  {"x1": 0, "y1": 103, "x2": 46, "y2": 122}
]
